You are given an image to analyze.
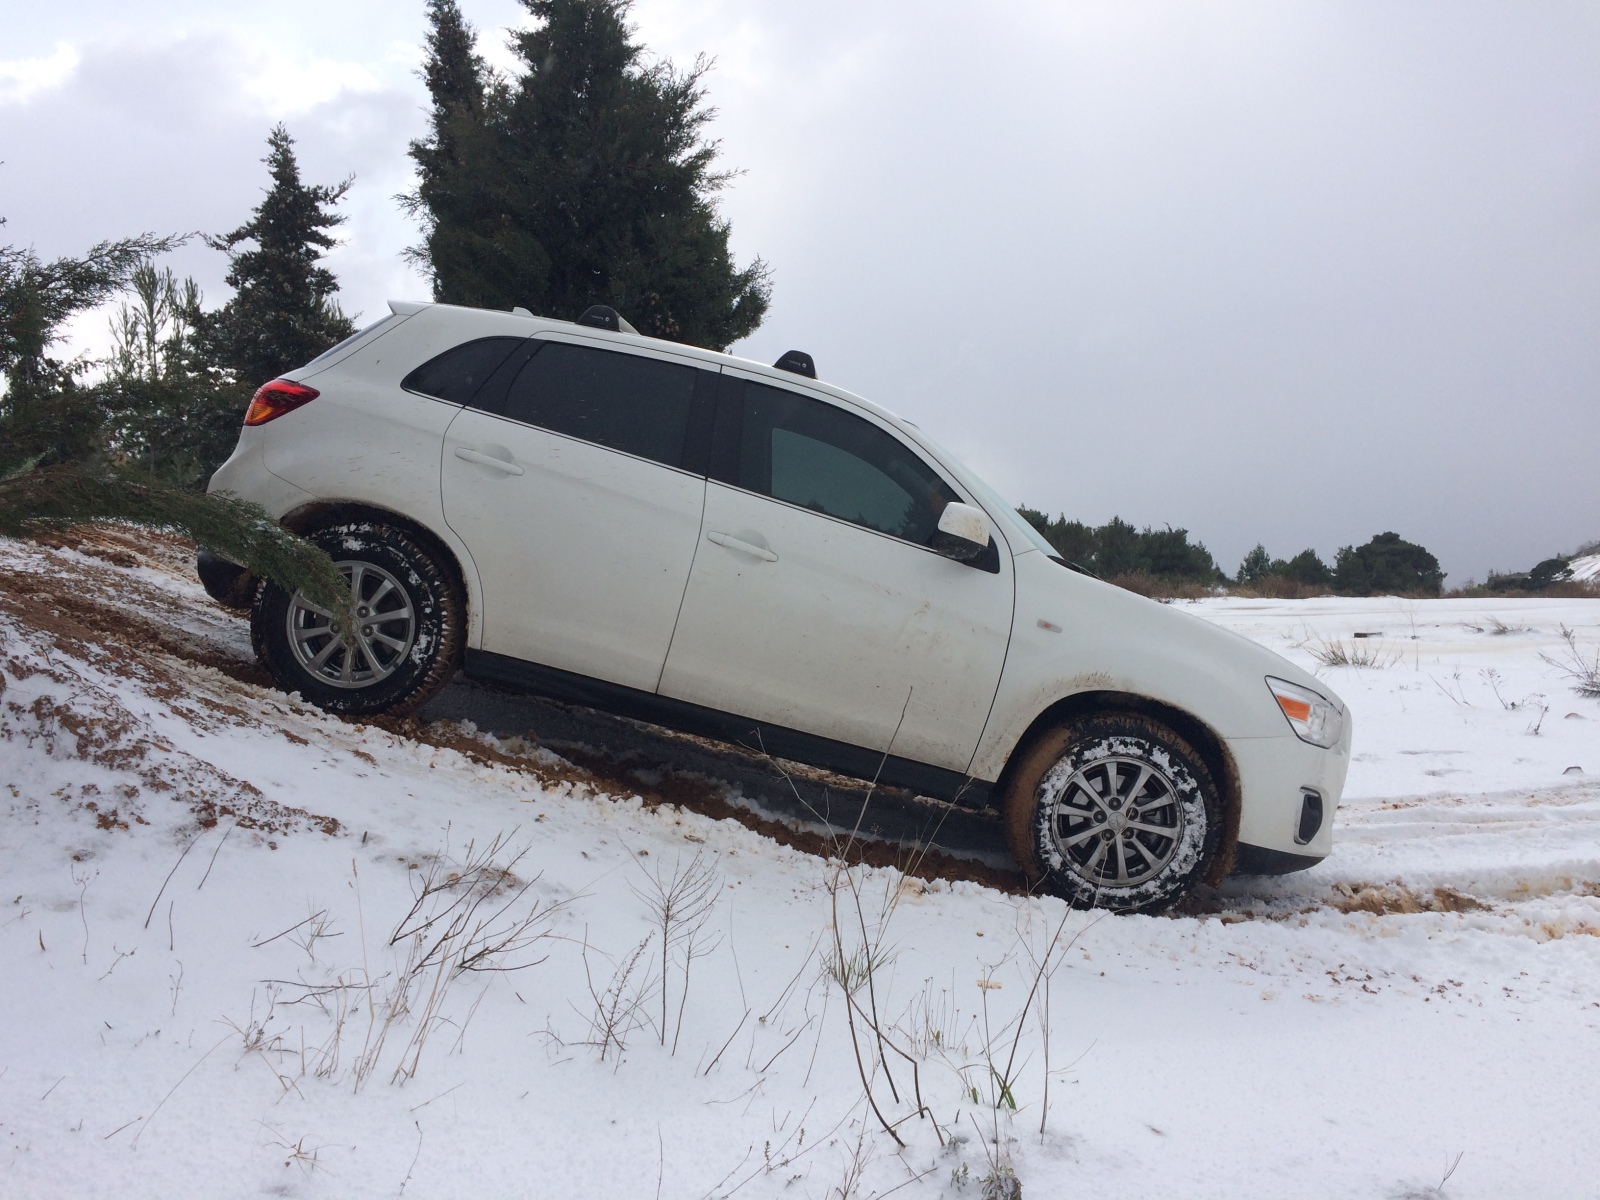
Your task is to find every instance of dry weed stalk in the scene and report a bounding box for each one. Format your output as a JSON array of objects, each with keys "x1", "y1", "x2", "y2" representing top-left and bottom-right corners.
[
  {"x1": 260, "y1": 832, "x2": 560, "y2": 1090},
  {"x1": 741, "y1": 691, "x2": 1092, "y2": 1193},
  {"x1": 825, "y1": 1122, "x2": 875, "y2": 1199},
  {"x1": 1542, "y1": 625, "x2": 1600, "y2": 698},
  {"x1": 582, "y1": 931, "x2": 654, "y2": 1061},
  {"x1": 632, "y1": 846, "x2": 722, "y2": 1054}
]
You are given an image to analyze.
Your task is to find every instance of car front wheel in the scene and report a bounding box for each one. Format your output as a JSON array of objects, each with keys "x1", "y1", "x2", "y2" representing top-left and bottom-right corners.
[
  {"x1": 252, "y1": 520, "x2": 463, "y2": 717},
  {"x1": 1002, "y1": 712, "x2": 1221, "y2": 913}
]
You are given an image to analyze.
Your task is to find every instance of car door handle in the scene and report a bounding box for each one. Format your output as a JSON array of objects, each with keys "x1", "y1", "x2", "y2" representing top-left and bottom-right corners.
[
  {"x1": 454, "y1": 447, "x2": 524, "y2": 476},
  {"x1": 707, "y1": 531, "x2": 778, "y2": 562}
]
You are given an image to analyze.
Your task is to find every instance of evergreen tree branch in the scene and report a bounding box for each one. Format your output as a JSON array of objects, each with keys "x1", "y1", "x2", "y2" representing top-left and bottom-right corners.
[{"x1": 0, "y1": 463, "x2": 349, "y2": 616}]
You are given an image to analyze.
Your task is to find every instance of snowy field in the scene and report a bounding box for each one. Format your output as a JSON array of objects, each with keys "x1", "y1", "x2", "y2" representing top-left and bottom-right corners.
[{"x1": 2, "y1": 532, "x2": 1598, "y2": 1200}]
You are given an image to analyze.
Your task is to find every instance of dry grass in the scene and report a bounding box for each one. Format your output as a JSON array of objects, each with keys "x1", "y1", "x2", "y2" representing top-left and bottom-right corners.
[
  {"x1": 1448, "y1": 579, "x2": 1600, "y2": 599},
  {"x1": 1463, "y1": 615, "x2": 1531, "y2": 636},
  {"x1": 1301, "y1": 636, "x2": 1401, "y2": 669},
  {"x1": 1104, "y1": 571, "x2": 1218, "y2": 601},
  {"x1": 255, "y1": 835, "x2": 562, "y2": 1092},
  {"x1": 1542, "y1": 626, "x2": 1600, "y2": 698},
  {"x1": 1227, "y1": 577, "x2": 1333, "y2": 600}
]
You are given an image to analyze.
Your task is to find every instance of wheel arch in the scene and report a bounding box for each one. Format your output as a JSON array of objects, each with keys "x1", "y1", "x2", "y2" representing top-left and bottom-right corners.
[
  {"x1": 993, "y1": 690, "x2": 1241, "y2": 886},
  {"x1": 278, "y1": 500, "x2": 477, "y2": 651}
]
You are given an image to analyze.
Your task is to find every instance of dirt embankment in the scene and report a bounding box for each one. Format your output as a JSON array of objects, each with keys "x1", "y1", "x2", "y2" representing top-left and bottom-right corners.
[{"x1": 2, "y1": 525, "x2": 1028, "y2": 894}]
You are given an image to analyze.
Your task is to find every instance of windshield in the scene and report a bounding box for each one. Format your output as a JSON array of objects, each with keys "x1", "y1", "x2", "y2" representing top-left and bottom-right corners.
[{"x1": 911, "y1": 433, "x2": 1058, "y2": 557}]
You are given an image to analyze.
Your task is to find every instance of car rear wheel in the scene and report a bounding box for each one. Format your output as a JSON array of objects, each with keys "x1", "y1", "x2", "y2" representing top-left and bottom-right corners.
[
  {"x1": 1003, "y1": 712, "x2": 1221, "y2": 913},
  {"x1": 252, "y1": 520, "x2": 463, "y2": 717}
]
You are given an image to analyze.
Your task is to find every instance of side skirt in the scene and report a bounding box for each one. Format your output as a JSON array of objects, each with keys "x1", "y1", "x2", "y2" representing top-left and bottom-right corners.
[{"x1": 463, "y1": 649, "x2": 994, "y2": 808}]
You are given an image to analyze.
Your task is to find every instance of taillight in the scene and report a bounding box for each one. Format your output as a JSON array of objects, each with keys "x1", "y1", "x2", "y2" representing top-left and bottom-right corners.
[{"x1": 244, "y1": 379, "x2": 320, "y2": 426}]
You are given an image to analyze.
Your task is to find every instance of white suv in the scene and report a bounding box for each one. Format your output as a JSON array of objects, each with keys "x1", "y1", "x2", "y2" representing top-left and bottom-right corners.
[{"x1": 205, "y1": 301, "x2": 1350, "y2": 911}]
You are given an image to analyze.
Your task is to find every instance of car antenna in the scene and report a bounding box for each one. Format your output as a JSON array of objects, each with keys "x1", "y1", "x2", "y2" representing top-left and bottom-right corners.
[
  {"x1": 577, "y1": 305, "x2": 639, "y2": 335},
  {"x1": 773, "y1": 350, "x2": 816, "y2": 378}
]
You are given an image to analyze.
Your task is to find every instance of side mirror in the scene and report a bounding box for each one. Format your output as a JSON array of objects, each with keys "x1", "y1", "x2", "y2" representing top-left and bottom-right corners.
[{"x1": 932, "y1": 502, "x2": 991, "y2": 562}]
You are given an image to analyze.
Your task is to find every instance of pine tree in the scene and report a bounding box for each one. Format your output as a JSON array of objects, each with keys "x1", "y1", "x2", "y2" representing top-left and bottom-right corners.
[
  {"x1": 1236, "y1": 543, "x2": 1272, "y2": 585},
  {"x1": 408, "y1": 0, "x2": 771, "y2": 350},
  {"x1": 1279, "y1": 548, "x2": 1331, "y2": 587},
  {"x1": 0, "y1": 230, "x2": 176, "y2": 472},
  {"x1": 204, "y1": 125, "x2": 355, "y2": 387},
  {"x1": 98, "y1": 262, "x2": 245, "y2": 487},
  {"x1": 0, "y1": 223, "x2": 348, "y2": 616}
]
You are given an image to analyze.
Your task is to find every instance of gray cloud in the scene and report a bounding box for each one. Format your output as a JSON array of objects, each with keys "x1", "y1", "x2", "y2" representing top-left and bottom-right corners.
[{"x1": 4, "y1": 0, "x2": 1596, "y2": 583}]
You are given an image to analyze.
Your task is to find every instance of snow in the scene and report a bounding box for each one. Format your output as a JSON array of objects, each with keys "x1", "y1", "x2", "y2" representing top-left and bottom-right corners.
[
  {"x1": 1569, "y1": 553, "x2": 1600, "y2": 583},
  {"x1": 2, "y1": 536, "x2": 1599, "y2": 1199}
]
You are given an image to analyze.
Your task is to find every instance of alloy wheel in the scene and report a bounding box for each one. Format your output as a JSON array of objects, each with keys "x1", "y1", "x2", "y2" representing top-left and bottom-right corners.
[
  {"x1": 285, "y1": 560, "x2": 417, "y2": 689},
  {"x1": 1041, "y1": 754, "x2": 1186, "y2": 888}
]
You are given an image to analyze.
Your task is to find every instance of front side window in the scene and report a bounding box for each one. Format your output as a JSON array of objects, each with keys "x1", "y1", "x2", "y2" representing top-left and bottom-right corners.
[
  {"x1": 494, "y1": 341, "x2": 702, "y2": 470},
  {"x1": 401, "y1": 336, "x2": 526, "y2": 405},
  {"x1": 730, "y1": 380, "x2": 959, "y2": 545}
]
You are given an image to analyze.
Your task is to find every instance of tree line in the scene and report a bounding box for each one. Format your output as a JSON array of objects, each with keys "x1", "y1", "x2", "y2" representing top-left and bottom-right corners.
[
  {"x1": 1, "y1": 0, "x2": 1566, "y2": 604},
  {"x1": 0, "y1": 126, "x2": 355, "y2": 491},
  {"x1": 1018, "y1": 509, "x2": 1451, "y2": 597},
  {"x1": 1, "y1": 0, "x2": 765, "y2": 608}
]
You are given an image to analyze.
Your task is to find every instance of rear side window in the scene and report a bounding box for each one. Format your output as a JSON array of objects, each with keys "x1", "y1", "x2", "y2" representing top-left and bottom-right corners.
[
  {"x1": 402, "y1": 337, "x2": 526, "y2": 405},
  {"x1": 303, "y1": 313, "x2": 401, "y2": 370},
  {"x1": 722, "y1": 380, "x2": 959, "y2": 545},
  {"x1": 494, "y1": 341, "x2": 703, "y2": 470}
]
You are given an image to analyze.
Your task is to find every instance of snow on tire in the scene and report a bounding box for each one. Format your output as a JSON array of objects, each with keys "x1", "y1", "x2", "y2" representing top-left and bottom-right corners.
[
  {"x1": 251, "y1": 520, "x2": 464, "y2": 718},
  {"x1": 1003, "y1": 712, "x2": 1222, "y2": 913}
]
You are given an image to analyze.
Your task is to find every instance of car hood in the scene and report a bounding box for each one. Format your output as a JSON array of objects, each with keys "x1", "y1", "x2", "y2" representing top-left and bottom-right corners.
[{"x1": 1009, "y1": 550, "x2": 1343, "y2": 741}]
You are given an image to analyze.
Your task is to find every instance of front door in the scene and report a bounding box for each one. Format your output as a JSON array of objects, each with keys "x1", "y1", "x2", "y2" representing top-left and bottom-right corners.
[
  {"x1": 658, "y1": 373, "x2": 1014, "y2": 773},
  {"x1": 441, "y1": 335, "x2": 716, "y2": 692}
]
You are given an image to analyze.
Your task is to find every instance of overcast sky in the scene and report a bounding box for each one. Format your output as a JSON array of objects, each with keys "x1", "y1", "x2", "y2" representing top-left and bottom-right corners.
[{"x1": 4, "y1": 1, "x2": 1597, "y2": 584}]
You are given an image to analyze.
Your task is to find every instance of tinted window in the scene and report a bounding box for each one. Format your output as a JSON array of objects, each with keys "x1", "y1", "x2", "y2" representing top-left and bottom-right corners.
[
  {"x1": 498, "y1": 341, "x2": 700, "y2": 469},
  {"x1": 734, "y1": 381, "x2": 959, "y2": 544},
  {"x1": 402, "y1": 337, "x2": 526, "y2": 404}
]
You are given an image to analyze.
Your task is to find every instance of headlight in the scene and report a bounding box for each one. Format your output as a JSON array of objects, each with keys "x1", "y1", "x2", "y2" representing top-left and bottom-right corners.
[{"x1": 1266, "y1": 677, "x2": 1343, "y2": 748}]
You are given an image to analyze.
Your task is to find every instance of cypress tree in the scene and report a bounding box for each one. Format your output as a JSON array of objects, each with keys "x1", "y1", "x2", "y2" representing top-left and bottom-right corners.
[
  {"x1": 204, "y1": 125, "x2": 355, "y2": 387},
  {"x1": 408, "y1": 3, "x2": 487, "y2": 221},
  {"x1": 408, "y1": 0, "x2": 771, "y2": 350}
]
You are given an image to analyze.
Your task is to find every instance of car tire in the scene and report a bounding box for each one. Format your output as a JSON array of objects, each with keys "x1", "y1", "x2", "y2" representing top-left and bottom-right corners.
[
  {"x1": 1002, "y1": 712, "x2": 1221, "y2": 913},
  {"x1": 251, "y1": 519, "x2": 464, "y2": 718}
]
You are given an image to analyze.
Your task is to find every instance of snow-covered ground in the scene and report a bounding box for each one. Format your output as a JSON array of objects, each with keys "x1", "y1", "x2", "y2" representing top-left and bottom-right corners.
[{"x1": 2, "y1": 533, "x2": 1598, "y2": 1200}]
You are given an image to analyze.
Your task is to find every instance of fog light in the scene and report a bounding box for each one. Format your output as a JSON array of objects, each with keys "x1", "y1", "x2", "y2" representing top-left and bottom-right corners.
[{"x1": 1295, "y1": 789, "x2": 1324, "y2": 845}]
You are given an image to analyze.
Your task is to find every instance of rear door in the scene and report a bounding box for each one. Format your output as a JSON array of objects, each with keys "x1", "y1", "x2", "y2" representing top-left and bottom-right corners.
[
  {"x1": 440, "y1": 334, "x2": 717, "y2": 692},
  {"x1": 657, "y1": 371, "x2": 1014, "y2": 772}
]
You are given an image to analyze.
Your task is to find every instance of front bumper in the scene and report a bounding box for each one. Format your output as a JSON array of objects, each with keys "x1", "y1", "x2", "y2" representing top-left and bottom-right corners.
[
  {"x1": 196, "y1": 547, "x2": 254, "y2": 610},
  {"x1": 1224, "y1": 722, "x2": 1351, "y2": 873}
]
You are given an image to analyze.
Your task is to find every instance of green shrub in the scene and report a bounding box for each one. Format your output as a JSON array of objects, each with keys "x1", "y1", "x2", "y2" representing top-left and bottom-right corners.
[
  {"x1": 1333, "y1": 532, "x2": 1444, "y2": 596},
  {"x1": 1017, "y1": 509, "x2": 1222, "y2": 585}
]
